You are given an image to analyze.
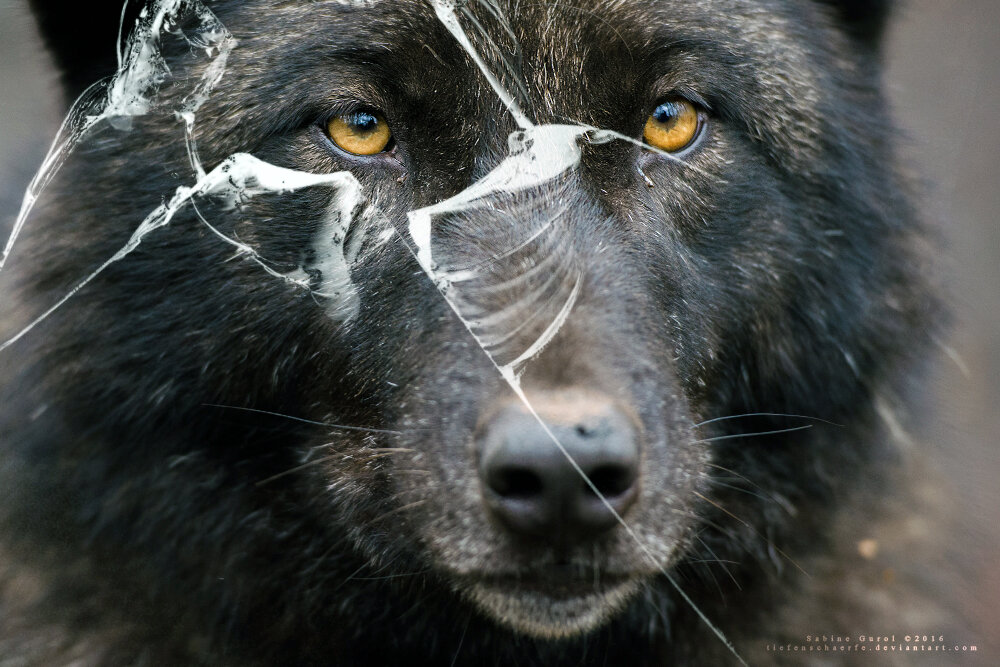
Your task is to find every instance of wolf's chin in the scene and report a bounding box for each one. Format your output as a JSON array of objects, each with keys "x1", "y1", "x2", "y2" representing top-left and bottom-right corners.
[{"x1": 464, "y1": 578, "x2": 642, "y2": 639}]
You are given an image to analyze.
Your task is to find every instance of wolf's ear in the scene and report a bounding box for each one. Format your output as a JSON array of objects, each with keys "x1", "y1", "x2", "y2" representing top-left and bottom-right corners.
[
  {"x1": 816, "y1": 0, "x2": 894, "y2": 46},
  {"x1": 29, "y1": 1, "x2": 146, "y2": 101}
]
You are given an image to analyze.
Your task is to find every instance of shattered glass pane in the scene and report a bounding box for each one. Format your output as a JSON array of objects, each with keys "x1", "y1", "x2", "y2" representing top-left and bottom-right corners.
[{"x1": 0, "y1": 0, "x2": 743, "y2": 661}]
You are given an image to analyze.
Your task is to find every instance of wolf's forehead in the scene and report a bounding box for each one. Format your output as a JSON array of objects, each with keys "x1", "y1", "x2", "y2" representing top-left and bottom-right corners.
[
  {"x1": 249, "y1": 0, "x2": 829, "y2": 162},
  {"x1": 304, "y1": 0, "x2": 821, "y2": 64}
]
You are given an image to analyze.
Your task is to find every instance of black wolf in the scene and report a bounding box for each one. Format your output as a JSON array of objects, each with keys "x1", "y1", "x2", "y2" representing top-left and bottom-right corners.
[{"x1": 0, "y1": 0, "x2": 976, "y2": 664}]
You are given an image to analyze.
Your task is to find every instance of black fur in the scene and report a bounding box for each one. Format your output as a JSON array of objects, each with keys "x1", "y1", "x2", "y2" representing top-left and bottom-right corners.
[
  {"x1": 817, "y1": 0, "x2": 894, "y2": 45},
  {"x1": 1, "y1": 1, "x2": 972, "y2": 665}
]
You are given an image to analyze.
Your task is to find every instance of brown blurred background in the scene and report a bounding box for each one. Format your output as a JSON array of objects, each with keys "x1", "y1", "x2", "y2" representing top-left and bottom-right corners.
[
  {"x1": 1, "y1": 0, "x2": 997, "y2": 644},
  {"x1": 886, "y1": 1, "x2": 1000, "y2": 524}
]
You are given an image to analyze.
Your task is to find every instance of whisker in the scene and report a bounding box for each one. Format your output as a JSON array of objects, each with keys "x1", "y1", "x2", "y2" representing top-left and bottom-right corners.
[
  {"x1": 693, "y1": 412, "x2": 843, "y2": 428},
  {"x1": 365, "y1": 500, "x2": 428, "y2": 526},
  {"x1": 691, "y1": 536, "x2": 725, "y2": 598},
  {"x1": 350, "y1": 569, "x2": 432, "y2": 581},
  {"x1": 340, "y1": 555, "x2": 411, "y2": 588},
  {"x1": 709, "y1": 479, "x2": 774, "y2": 505},
  {"x1": 692, "y1": 424, "x2": 813, "y2": 443},
  {"x1": 639, "y1": 583, "x2": 673, "y2": 636},
  {"x1": 255, "y1": 448, "x2": 412, "y2": 487},
  {"x1": 693, "y1": 492, "x2": 810, "y2": 578},
  {"x1": 256, "y1": 454, "x2": 342, "y2": 486},
  {"x1": 382, "y1": 485, "x2": 440, "y2": 504},
  {"x1": 303, "y1": 543, "x2": 341, "y2": 576},
  {"x1": 337, "y1": 562, "x2": 372, "y2": 589},
  {"x1": 450, "y1": 614, "x2": 473, "y2": 667},
  {"x1": 694, "y1": 535, "x2": 742, "y2": 591},
  {"x1": 202, "y1": 403, "x2": 402, "y2": 435},
  {"x1": 706, "y1": 463, "x2": 797, "y2": 516},
  {"x1": 706, "y1": 463, "x2": 761, "y2": 488}
]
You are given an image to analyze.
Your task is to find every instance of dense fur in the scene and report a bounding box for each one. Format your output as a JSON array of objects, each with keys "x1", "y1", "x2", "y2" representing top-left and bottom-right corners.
[{"x1": 0, "y1": 0, "x2": 980, "y2": 664}]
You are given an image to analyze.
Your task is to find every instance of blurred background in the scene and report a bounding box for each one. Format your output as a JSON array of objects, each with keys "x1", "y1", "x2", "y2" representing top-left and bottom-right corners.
[
  {"x1": 885, "y1": 0, "x2": 1000, "y2": 525},
  {"x1": 1, "y1": 0, "x2": 997, "y2": 646}
]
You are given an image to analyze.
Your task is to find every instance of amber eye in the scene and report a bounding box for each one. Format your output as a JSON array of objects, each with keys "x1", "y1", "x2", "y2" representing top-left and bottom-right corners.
[
  {"x1": 326, "y1": 110, "x2": 393, "y2": 156},
  {"x1": 643, "y1": 99, "x2": 701, "y2": 153}
]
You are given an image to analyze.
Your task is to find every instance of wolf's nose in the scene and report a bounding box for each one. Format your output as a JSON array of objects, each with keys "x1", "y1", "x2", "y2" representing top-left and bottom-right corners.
[{"x1": 477, "y1": 392, "x2": 640, "y2": 543}]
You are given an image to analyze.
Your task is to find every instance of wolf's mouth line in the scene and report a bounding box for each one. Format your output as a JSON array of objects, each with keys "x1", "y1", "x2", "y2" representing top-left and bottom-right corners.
[{"x1": 464, "y1": 572, "x2": 637, "y2": 599}]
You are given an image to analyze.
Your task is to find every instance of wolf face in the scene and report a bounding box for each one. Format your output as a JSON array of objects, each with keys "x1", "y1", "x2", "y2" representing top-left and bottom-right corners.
[{"x1": 1, "y1": 0, "x2": 938, "y2": 663}]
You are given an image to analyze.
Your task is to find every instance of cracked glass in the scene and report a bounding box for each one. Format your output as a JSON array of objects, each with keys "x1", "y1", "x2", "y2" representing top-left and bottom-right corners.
[{"x1": 0, "y1": 1, "x2": 745, "y2": 660}]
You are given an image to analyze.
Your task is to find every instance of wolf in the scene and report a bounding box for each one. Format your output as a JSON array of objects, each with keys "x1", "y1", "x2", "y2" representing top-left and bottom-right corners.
[{"x1": 0, "y1": 0, "x2": 981, "y2": 664}]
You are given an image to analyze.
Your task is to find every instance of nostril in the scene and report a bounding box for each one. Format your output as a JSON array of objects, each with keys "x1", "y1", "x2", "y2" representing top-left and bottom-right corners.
[
  {"x1": 477, "y1": 392, "x2": 643, "y2": 542},
  {"x1": 490, "y1": 466, "x2": 544, "y2": 499},
  {"x1": 583, "y1": 464, "x2": 636, "y2": 498},
  {"x1": 574, "y1": 421, "x2": 607, "y2": 439}
]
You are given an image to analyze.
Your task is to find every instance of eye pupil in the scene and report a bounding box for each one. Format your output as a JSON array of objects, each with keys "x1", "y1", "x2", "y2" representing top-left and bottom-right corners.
[
  {"x1": 652, "y1": 102, "x2": 679, "y2": 125},
  {"x1": 348, "y1": 112, "x2": 378, "y2": 133}
]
